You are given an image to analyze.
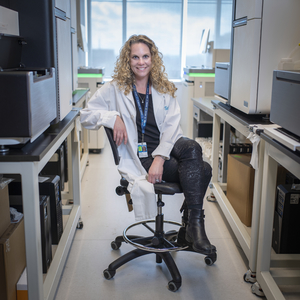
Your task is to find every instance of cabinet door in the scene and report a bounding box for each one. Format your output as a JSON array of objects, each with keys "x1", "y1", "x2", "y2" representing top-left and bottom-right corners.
[
  {"x1": 56, "y1": 17, "x2": 73, "y2": 120},
  {"x1": 230, "y1": 19, "x2": 261, "y2": 114},
  {"x1": 71, "y1": 31, "x2": 78, "y2": 91},
  {"x1": 70, "y1": 0, "x2": 77, "y2": 29},
  {"x1": 235, "y1": 0, "x2": 262, "y2": 20},
  {"x1": 55, "y1": 0, "x2": 71, "y2": 18}
]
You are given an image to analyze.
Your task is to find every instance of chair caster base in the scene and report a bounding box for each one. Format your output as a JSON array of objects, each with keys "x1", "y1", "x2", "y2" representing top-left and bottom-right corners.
[
  {"x1": 103, "y1": 269, "x2": 116, "y2": 280},
  {"x1": 111, "y1": 241, "x2": 122, "y2": 250},
  {"x1": 204, "y1": 252, "x2": 217, "y2": 266},
  {"x1": 168, "y1": 280, "x2": 181, "y2": 292},
  {"x1": 251, "y1": 282, "x2": 265, "y2": 297},
  {"x1": 77, "y1": 221, "x2": 83, "y2": 229},
  {"x1": 206, "y1": 192, "x2": 216, "y2": 202},
  {"x1": 244, "y1": 269, "x2": 257, "y2": 284}
]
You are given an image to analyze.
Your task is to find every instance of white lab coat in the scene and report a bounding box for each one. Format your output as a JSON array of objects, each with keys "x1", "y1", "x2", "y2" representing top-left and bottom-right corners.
[{"x1": 80, "y1": 81, "x2": 183, "y2": 220}]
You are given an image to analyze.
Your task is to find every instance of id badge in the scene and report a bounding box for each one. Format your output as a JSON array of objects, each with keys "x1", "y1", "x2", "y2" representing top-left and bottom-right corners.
[{"x1": 138, "y1": 142, "x2": 148, "y2": 158}]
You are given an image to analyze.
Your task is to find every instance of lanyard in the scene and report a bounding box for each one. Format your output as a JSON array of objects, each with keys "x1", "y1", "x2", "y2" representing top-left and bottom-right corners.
[{"x1": 132, "y1": 81, "x2": 150, "y2": 143}]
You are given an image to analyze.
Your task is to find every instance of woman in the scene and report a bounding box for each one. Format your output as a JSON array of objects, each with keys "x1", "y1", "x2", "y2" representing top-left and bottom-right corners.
[{"x1": 80, "y1": 34, "x2": 214, "y2": 255}]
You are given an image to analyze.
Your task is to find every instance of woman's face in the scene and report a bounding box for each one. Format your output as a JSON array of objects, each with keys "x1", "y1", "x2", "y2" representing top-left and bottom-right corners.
[{"x1": 130, "y1": 42, "x2": 152, "y2": 82}]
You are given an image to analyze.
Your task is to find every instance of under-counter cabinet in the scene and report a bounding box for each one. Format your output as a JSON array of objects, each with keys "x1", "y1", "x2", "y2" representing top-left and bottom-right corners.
[
  {"x1": 191, "y1": 96, "x2": 230, "y2": 183},
  {"x1": 0, "y1": 109, "x2": 82, "y2": 300},
  {"x1": 255, "y1": 133, "x2": 300, "y2": 300}
]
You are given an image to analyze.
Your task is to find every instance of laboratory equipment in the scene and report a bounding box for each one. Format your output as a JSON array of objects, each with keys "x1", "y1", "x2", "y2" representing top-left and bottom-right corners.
[
  {"x1": 270, "y1": 70, "x2": 300, "y2": 138},
  {"x1": 10, "y1": 0, "x2": 73, "y2": 123},
  {"x1": 78, "y1": 67, "x2": 106, "y2": 152},
  {"x1": 181, "y1": 67, "x2": 215, "y2": 138},
  {"x1": 214, "y1": 62, "x2": 230, "y2": 100},
  {"x1": 272, "y1": 184, "x2": 300, "y2": 254},
  {"x1": 0, "y1": 34, "x2": 56, "y2": 149},
  {"x1": 230, "y1": 0, "x2": 300, "y2": 114}
]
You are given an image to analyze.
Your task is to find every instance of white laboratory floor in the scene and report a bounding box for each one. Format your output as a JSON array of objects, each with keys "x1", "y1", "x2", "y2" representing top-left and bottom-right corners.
[{"x1": 54, "y1": 137, "x2": 262, "y2": 300}]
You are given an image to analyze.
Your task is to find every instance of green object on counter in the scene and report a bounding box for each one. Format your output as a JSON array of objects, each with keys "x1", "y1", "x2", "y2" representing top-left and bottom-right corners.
[
  {"x1": 188, "y1": 73, "x2": 215, "y2": 77},
  {"x1": 77, "y1": 74, "x2": 103, "y2": 78}
]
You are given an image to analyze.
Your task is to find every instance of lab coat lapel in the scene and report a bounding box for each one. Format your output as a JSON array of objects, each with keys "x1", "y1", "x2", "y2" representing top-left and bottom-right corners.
[
  {"x1": 125, "y1": 90, "x2": 135, "y2": 106},
  {"x1": 151, "y1": 87, "x2": 160, "y2": 116},
  {"x1": 151, "y1": 87, "x2": 165, "y2": 128},
  {"x1": 123, "y1": 89, "x2": 136, "y2": 119}
]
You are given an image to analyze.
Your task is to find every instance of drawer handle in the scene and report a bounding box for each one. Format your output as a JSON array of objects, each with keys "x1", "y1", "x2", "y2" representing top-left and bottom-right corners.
[{"x1": 233, "y1": 17, "x2": 247, "y2": 28}]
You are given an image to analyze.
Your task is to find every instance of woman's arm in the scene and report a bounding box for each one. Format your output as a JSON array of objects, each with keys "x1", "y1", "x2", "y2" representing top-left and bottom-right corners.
[
  {"x1": 114, "y1": 115, "x2": 128, "y2": 146},
  {"x1": 80, "y1": 82, "x2": 128, "y2": 145},
  {"x1": 80, "y1": 82, "x2": 120, "y2": 131},
  {"x1": 147, "y1": 155, "x2": 165, "y2": 183}
]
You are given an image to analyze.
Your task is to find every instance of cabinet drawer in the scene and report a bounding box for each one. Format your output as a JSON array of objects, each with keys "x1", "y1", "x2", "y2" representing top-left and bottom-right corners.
[
  {"x1": 193, "y1": 105, "x2": 213, "y2": 123},
  {"x1": 193, "y1": 105, "x2": 200, "y2": 122}
]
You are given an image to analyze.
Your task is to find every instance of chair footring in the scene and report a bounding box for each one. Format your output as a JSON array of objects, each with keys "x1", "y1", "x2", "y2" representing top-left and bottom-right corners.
[{"x1": 123, "y1": 219, "x2": 188, "y2": 253}]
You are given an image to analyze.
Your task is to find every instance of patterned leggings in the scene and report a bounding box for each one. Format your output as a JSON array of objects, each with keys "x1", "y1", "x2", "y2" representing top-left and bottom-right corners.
[{"x1": 140, "y1": 137, "x2": 212, "y2": 207}]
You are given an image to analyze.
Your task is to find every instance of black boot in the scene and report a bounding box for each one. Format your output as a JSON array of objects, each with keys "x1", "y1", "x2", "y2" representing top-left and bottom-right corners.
[
  {"x1": 185, "y1": 209, "x2": 214, "y2": 254},
  {"x1": 180, "y1": 201, "x2": 189, "y2": 227}
]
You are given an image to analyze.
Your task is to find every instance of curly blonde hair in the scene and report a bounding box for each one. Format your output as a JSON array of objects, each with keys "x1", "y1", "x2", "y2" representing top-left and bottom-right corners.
[{"x1": 112, "y1": 35, "x2": 177, "y2": 98}]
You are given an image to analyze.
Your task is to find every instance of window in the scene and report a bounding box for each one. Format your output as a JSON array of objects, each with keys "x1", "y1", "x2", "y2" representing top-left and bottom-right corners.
[
  {"x1": 185, "y1": 0, "x2": 232, "y2": 68},
  {"x1": 90, "y1": 1, "x2": 123, "y2": 78},
  {"x1": 88, "y1": 0, "x2": 232, "y2": 79},
  {"x1": 127, "y1": 0, "x2": 182, "y2": 79}
]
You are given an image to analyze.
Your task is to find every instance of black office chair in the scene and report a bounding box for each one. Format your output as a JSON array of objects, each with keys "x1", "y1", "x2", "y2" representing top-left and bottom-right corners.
[{"x1": 103, "y1": 127, "x2": 217, "y2": 291}]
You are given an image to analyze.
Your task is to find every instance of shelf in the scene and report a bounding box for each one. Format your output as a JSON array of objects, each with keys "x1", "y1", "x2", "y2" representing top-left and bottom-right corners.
[
  {"x1": 256, "y1": 133, "x2": 300, "y2": 300},
  {"x1": 210, "y1": 101, "x2": 270, "y2": 273},
  {"x1": 0, "y1": 109, "x2": 82, "y2": 300}
]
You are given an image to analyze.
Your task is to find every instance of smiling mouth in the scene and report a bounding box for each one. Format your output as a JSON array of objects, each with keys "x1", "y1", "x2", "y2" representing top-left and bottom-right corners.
[{"x1": 137, "y1": 67, "x2": 146, "y2": 70}]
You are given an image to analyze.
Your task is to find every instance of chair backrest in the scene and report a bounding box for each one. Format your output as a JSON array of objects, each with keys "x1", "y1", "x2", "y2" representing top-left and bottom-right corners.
[
  {"x1": 104, "y1": 127, "x2": 182, "y2": 195},
  {"x1": 104, "y1": 127, "x2": 120, "y2": 165}
]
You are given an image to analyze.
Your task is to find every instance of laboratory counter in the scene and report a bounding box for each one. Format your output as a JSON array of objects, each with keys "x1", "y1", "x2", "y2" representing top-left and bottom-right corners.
[
  {"x1": 72, "y1": 88, "x2": 90, "y2": 106},
  {"x1": 210, "y1": 100, "x2": 275, "y2": 296},
  {"x1": 211, "y1": 100, "x2": 272, "y2": 127}
]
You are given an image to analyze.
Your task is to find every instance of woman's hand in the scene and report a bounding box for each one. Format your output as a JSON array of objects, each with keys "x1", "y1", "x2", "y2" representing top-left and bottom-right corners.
[
  {"x1": 113, "y1": 116, "x2": 128, "y2": 146},
  {"x1": 147, "y1": 156, "x2": 165, "y2": 184}
]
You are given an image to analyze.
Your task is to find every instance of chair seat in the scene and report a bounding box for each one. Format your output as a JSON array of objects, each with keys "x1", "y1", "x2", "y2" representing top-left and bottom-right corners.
[
  {"x1": 154, "y1": 182, "x2": 182, "y2": 195},
  {"x1": 120, "y1": 178, "x2": 182, "y2": 195}
]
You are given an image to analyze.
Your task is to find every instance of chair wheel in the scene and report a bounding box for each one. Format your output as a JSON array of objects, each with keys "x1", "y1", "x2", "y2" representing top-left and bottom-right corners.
[
  {"x1": 111, "y1": 241, "x2": 122, "y2": 250},
  {"x1": 205, "y1": 252, "x2": 217, "y2": 266},
  {"x1": 243, "y1": 269, "x2": 256, "y2": 283},
  {"x1": 77, "y1": 221, "x2": 83, "y2": 229},
  {"x1": 103, "y1": 269, "x2": 116, "y2": 280},
  {"x1": 168, "y1": 280, "x2": 181, "y2": 292}
]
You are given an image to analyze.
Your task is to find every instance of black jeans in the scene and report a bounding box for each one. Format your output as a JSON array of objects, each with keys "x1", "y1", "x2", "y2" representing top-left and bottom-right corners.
[{"x1": 140, "y1": 137, "x2": 212, "y2": 207}]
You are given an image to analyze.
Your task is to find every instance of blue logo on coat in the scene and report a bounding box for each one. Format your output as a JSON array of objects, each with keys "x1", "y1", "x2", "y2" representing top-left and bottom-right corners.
[{"x1": 164, "y1": 106, "x2": 169, "y2": 110}]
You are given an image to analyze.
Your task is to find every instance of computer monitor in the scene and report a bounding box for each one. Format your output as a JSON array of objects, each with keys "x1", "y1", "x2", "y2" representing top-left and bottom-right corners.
[{"x1": 199, "y1": 28, "x2": 210, "y2": 54}]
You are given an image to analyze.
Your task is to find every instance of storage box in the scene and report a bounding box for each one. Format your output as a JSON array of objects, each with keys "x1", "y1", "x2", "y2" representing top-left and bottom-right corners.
[
  {"x1": 0, "y1": 185, "x2": 11, "y2": 237},
  {"x1": 0, "y1": 218, "x2": 26, "y2": 300},
  {"x1": 226, "y1": 154, "x2": 255, "y2": 226},
  {"x1": 17, "y1": 268, "x2": 28, "y2": 300}
]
